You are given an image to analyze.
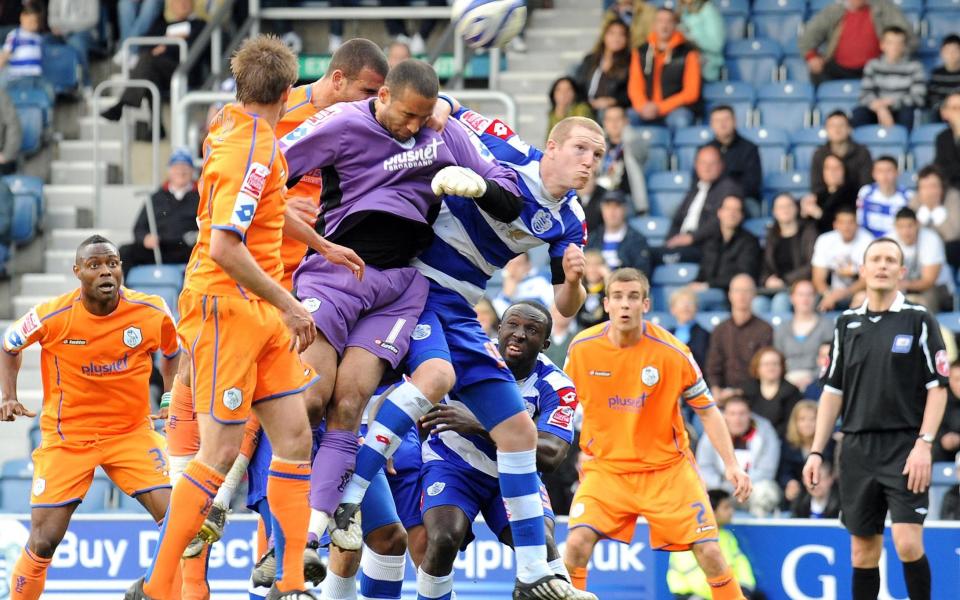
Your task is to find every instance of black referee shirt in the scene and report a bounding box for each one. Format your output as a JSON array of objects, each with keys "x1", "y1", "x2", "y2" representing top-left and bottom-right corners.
[{"x1": 823, "y1": 293, "x2": 949, "y2": 433}]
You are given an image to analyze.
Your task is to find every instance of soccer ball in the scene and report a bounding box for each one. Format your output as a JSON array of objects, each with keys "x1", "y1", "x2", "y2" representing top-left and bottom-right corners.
[{"x1": 451, "y1": 0, "x2": 527, "y2": 50}]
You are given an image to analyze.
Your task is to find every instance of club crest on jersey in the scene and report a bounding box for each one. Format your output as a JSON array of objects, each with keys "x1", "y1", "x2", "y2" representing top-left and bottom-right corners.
[
  {"x1": 641, "y1": 366, "x2": 660, "y2": 386},
  {"x1": 530, "y1": 209, "x2": 553, "y2": 235},
  {"x1": 891, "y1": 334, "x2": 913, "y2": 353},
  {"x1": 123, "y1": 326, "x2": 142, "y2": 348},
  {"x1": 411, "y1": 324, "x2": 432, "y2": 340},
  {"x1": 32, "y1": 478, "x2": 44, "y2": 496},
  {"x1": 936, "y1": 349, "x2": 949, "y2": 377},
  {"x1": 223, "y1": 387, "x2": 242, "y2": 411},
  {"x1": 427, "y1": 481, "x2": 445, "y2": 497},
  {"x1": 302, "y1": 297, "x2": 322, "y2": 313}
]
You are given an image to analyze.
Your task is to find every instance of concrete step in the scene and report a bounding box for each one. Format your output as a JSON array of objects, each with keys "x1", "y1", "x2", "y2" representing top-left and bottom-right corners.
[
  {"x1": 19, "y1": 345, "x2": 39, "y2": 370},
  {"x1": 44, "y1": 250, "x2": 75, "y2": 276},
  {"x1": 79, "y1": 116, "x2": 125, "y2": 142},
  {"x1": 19, "y1": 273, "x2": 74, "y2": 297},
  {"x1": 49, "y1": 228, "x2": 131, "y2": 252},
  {"x1": 529, "y1": 7, "x2": 604, "y2": 29},
  {"x1": 46, "y1": 206, "x2": 79, "y2": 229},
  {"x1": 51, "y1": 161, "x2": 112, "y2": 186},
  {"x1": 12, "y1": 296, "x2": 47, "y2": 320},
  {"x1": 517, "y1": 113, "x2": 547, "y2": 148},
  {"x1": 524, "y1": 28, "x2": 596, "y2": 54},
  {"x1": 95, "y1": 185, "x2": 152, "y2": 230},
  {"x1": 17, "y1": 370, "x2": 42, "y2": 392},
  {"x1": 58, "y1": 140, "x2": 123, "y2": 164},
  {"x1": 505, "y1": 50, "x2": 583, "y2": 72},
  {"x1": 553, "y1": 0, "x2": 602, "y2": 9},
  {"x1": 45, "y1": 185, "x2": 95, "y2": 211},
  {"x1": 499, "y1": 70, "x2": 559, "y2": 96}
]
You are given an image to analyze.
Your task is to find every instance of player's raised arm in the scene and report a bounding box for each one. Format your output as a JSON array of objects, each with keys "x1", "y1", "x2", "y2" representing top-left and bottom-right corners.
[{"x1": 0, "y1": 309, "x2": 42, "y2": 421}]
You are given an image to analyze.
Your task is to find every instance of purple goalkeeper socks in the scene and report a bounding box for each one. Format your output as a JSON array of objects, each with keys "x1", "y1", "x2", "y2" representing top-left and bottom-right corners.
[{"x1": 308, "y1": 429, "x2": 358, "y2": 514}]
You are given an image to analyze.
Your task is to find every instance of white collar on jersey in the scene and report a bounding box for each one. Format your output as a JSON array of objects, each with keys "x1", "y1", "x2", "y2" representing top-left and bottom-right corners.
[{"x1": 852, "y1": 291, "x2": 907, "y2": 314}]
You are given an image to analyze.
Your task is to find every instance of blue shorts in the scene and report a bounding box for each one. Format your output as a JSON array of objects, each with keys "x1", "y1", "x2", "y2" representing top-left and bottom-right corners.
[
  {"x1": 246, "y1": 429, "x2": 271, "y2": 510},
  {"x1": 420, "y1": 458, "x2": 554, "y2": 550},
  {"x1": 387, "y1": 425, "x2": 423, "y2": 530}
]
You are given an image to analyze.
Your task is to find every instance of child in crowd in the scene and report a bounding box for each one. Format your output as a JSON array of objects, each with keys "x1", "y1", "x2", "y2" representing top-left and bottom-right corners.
[
  {"x1": 0, "y1": 1, "x2": 44, "y2": 85},
  {"x1": 852, "y1": 26, "x2": 926, "y2": 130}
]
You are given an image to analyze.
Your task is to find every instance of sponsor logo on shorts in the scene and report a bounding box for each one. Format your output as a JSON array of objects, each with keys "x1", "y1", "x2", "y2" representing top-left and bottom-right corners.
[
  {"x1": 641, "y1": 366, "x2": 660, "y2": 387},
  {"x1": 589, "y1": 370, "x2": 611, "y2": 377},
  {"x1": 427, "y1": 481, "x2": 446, "y2": 497},
  {"x1": 301, "y1": 297, "x2": 322, "y2": 313},
  {"x1": 530, "y1": 209, "x2": 553, "y2": 235},
  {"x1": 376, "y1": 339, "x2": 400, "y2": 355},
  {"x1": 81, "y1": 354, "x2": 129, "y2": 376},
  {"x1": 891, "y1": 334, "x2": 913, "y2": 353},
  {"x1": 383, "y1": 138, "x2": 445, "y2": 172},
  {"x1": 223, "y1": 387, "x2": 243, "y2": 411},
  {"x1": 123, "y1": 326, "x2": 142, "y2": 349},
  {"x1": 547, "y1": 406, "x2": 574, "y2": 429},
  {"x1": 411, "y1": 324, "x2": 432, "y2": 341},
  {"x1": 570, "y1": 502, "x2": 585, "y2": 518},
  {"x1": 62, "y1": 338, "x2": 87, "y2": 345},
  {"x1": 608, "y1": 394, "x2": 647, "y2": 411},
  {"x1": 32, "y1": 478, "x2": 44, "y2": 496},
  {"x1": 936, "y1": 349, "x2": 949, "y2": 377},
  {"x1": 459, "y1": 110, "x2": 492, "y2": 135}
]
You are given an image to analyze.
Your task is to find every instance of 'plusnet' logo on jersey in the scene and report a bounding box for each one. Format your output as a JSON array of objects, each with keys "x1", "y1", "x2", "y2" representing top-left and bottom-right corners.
[
  {"x1": 608, "y1": 394, "x2": 646, "y2": 411},
  {"x1": 382, "y1": 138, "x2": 444, "y2": 171},
  {"x1": 81, "y1": 354, "x2": 129, "y2": 376}
]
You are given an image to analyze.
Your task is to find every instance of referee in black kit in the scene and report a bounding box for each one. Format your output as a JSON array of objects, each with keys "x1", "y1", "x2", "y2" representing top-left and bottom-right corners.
[{"x1": 802, "y1": 237, "x2": 948, "y2": 600}]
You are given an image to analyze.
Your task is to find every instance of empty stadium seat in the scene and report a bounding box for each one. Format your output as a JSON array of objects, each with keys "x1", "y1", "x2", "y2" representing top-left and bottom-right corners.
[
  {"x1": 808, "y1": 0, "x2": 840, "y2": 11},
  {"x1": 938, "y1": 312, "x2": 960, "y2": 334},
  {"x1": 629, "y1": 215, "x2": 671, "y2": 246},
  {"x1": 14, "y1": 104, "x2": 43, "y2": 155},
  {"x1": 743, "y1": 217, "x2": 772, "y2": 241},
  {"x1": 12, "y1": 194, "x2": 37, "y2": 245},
  {"x1": 696, "y1": 311, "x2": 730, "y2": 332},
  {"x1": 0, "y1": 477, "x2": 32, "y2": 512},
  {"x1": 741, "y1": 127, "x2": 790, "y2": 173},
  {"x1": 763, "y1": 171, "x2": 811, "y2": 203},
  {"x1": 925, "y1": 9, "x2": 960, "y2": 41},
  {"x1": 898, "y1": 171, "x2": 917, "y2": 190},
  {"x1": 782, "y1": 56, "x2": 810, "y2": 83},
  {"x1": 632, "y1": 126, "x2": 671, "y2": 149},
  {"x1": 645, "y1": 312, "x2": 678, "y2": 329},
  {"x1": 652, "y1": 262, "x2": 700, "y2": 285},
  {"x1": 41, "y1": 42, "x2": 80, "y2": 95},
  {"x1": 716, "y1": 0, "x2": 750, "y2": 39},
  {"x1": 750, "y1": 0, "x2": 805, "y2": 40},
  {"x1": 645, "y1": 147, "x2": 670, "y2": 173},
  {"x1": 755, "y1": 82, "x2": 815, "y2": 131},
  {"x1": 890, "y1": 0, "x2": 923, "y2": 31},
  {"x1": 790, "y1": 128, "x2": 827, "y2": 172},
  {"x1": 126, "y1": 264, "x2": 187, "y2": 288},
  {"x1": 918, "y1": 36, "x2": 942, "y2": 71},
  {"x1": 2, "y1": 174, "x2": 43, "y2": 222},
  {"x1": 7, "y1": 87, "x2": 52, "y2": 128},
  {"x1": 647, "y1": 171, "x2": 692, "y2": 218},
  {"x1": 702, "y1": 81, "x2": 755, "y2": 127},
  {"x1": 75, "y1": 476, "x2": 113, "y2": 514},
  {"x1": 672, "y1": 126, "x2": 714, "y2": 171},
  {"x1": 725, "y1": 39, "x2": 782, "y2": 85},
  {"x1": 815, "y1": 80, "x2": 861, "y2": 121},
  {"x1": 852, "y1": 125, "x2": 909, "y2": 162},
  {"x1": 909, "y1": 123, "x2": 947, "y2": 170}
]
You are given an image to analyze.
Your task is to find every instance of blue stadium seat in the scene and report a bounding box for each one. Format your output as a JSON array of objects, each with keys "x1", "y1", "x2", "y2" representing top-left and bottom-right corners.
[
  {"x1": 809, "y1": 0, "x2": 840, "y2": 9},
  {"x1": 763, "y1": 171, "x2": 810, "y2": 204},
  {"x1": 14, "y1": 104, "x2": 43, "y2": 155},
  {"x1": 852, "y1": 125, "x2": 909, "y2": 162},
  {"x1": 645, "y1": 311, "x2": 678, "y2": 330},
  {"x1": 782, "y1": 56, "x2": 810, "y2": 84},
  {"x1": 716, "y1": 0, "x2": 749, "y2": 39},
  {"x1": 925, "y1": 10, "x2": 960, "y2": 41},
  {"x1": 672, "y1": 126, "x2": 714, "y2": 171},
  {"x1": 702, "y1": 81, "x2": 755, "y2": 127},
  {"x1": 932, "y1": 461, "x2": 957, "y2": 485},
  {"x1": 918, "y1": 37, "x2": 942, "y2": 71},
  {"x1": 938, "y1": 312, "x2": 960, "y2": 333},
  {"x1": 725, "y1": 39, "x2": 782, "y2": 85},
  {"x1": 118, "y1": 489, "x2": 145, "y2": 512},
  {"x1": 40, "y1": 41, "x2": 80, "y2": 95},
  {"x1": 740, "y1": 127, "x2": 791, "y2": 173},
  {"x1": 3, "y1": 175, "x2": 43, "y2": 221},
  {"x1": 0, "y1": 478, "x2": 32, "y2": 512},
  {"x1": 911, "y1": 123, "x2": 948, "y2": 146},
  {"x1": 12, "y1": 194, "x2": 37, "y2": 245},
  {"x1": 815, "y1": 79, "x2": 861, "y2": 122},
  {"x1": 632, "y1": 126, "x2": 671, "y2": 149},
  {"x1": 75, "y1": 475, "x2": 113, "y2": 513},
  {"x1": 791, "y1": 128, "x2": 828, "y2": 172},
  {"x1": 7, "y1": 87, "x2": 52, "y2": 128},
  {"x1": 652, "y1": 262, "x2": 700, "y2": 285},
  {"x1": 28, "y1": 422, "x2": 41, "y2": 451},
  {"x1": 647, "y1": 171, "x2": 692, "y2": 218},
  {"x1": 898, "y1": 171, "x2": 917, "y2": 190},
  {"x1": 743, "y1": 217, "x2": 772, "y2": 241},
  {"x1": 755, "y1": 82, "x2": 815, "y2": 131},
  {"x1": 133, "y1": 284, "x2": 180, "y2": 320},
  {"x1": 696, "y1": 311, "x2": 730, "y2": 332},
  {"x1": 2, "y1": 458, "x2": 32, "y2": 477},
  {"x1": 126, "y1": 264, "x2": 187, "y2": 288},
  {"x1": 630, "y1": 215, "x2": 671, "y2": 247},
  {"x1": 750, "y1": 0, "x2": 805, "y2": 40}
]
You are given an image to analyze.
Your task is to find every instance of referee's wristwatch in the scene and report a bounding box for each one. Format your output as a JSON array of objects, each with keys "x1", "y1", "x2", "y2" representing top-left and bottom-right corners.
[{"x1": 918, "y1": 433, "x2": 935, "y2": 444}]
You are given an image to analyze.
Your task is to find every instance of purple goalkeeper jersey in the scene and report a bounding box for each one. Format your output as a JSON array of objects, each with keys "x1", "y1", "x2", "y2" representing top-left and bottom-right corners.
[{"x1": 278, "y1": 99, "x2": 520, "y2": 268}]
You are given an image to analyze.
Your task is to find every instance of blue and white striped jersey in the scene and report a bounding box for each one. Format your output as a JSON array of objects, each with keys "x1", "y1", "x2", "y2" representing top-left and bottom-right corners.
[
  {"x1": 412, "y1": 107, "x2": 587, "y2": 304},
  {"x1": 422, "y1": 353, "x2": 578, "y2": 477}
]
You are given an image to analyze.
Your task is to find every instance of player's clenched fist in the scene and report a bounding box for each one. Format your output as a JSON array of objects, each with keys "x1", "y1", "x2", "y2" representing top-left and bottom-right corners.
[
  {"x1": 0, "y1": 398, "x2": 35, "y2": 421},
  {"x1": 431, "y1": 166, "x2": 487, "y2": 198},
  {"x1": 562, "y1": 243, "x2": 586, "y2": 283}
]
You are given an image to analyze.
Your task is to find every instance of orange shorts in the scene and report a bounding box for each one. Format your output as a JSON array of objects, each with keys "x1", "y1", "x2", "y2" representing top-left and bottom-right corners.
[
  {"x1": 31, "y1": 425, "x2": 170, "y2": 507},
  {"x1": 568, "y1": 454, "x2": 718, "y2": 550},
  {"x1": 177, "y1": 290, "x2": 318, "y2": 425}
]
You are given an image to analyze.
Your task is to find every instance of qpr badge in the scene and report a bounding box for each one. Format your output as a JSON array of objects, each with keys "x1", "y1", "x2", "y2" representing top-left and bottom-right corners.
[
  {"x1": 223, "y1": 387, "x2": 242, "y2": 411},
  {"x1": 427, "y1": 481, "x2": 446, "y2": 497},
  {"x1": 641, "y1": 366, "x2": 660, "y2": 386},
  {"x1": 530, "y1": 209, "x2": 553, "y2": 235},
  {"x1": 123, "y1": 326, "x2": 143, "y2": 348},
  {"x1": 411, "y1": 324, "x2": 432, "y2": 340}
]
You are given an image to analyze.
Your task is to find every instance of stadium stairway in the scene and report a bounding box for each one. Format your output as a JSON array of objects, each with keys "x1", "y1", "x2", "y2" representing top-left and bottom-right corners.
[{"x1": 502, "y1": 0, "x2": 603, "y2": 145}]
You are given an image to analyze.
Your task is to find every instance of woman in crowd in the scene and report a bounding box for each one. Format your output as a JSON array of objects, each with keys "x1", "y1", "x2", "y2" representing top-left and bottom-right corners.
[
  {"x1": 741, "y1": 346, "x2": 801, "y2": 437},
  {"x1": 667, "y1": 287, "x2": 710, "y2": 370},
  {"x1": 757, "y1": 193, "x2": 819, "y2": 314},
  {"x1": 575, "y1": 18, "x2": 631, "y2": 113},
  {"x1": 778, "y1": 400, "x2": 835, "y2": 508},
  {"x1": 773, "y1": 280, "x2": 835, "y2": 390},
  {"x1": 676, "y1": 0, "x2": 725, "y2": 82},
  {"x1": 800, "y1": 153, "x2": 859, "y2": 233},
  {"x1": 546, "y1": 76, "x2": 594, "y2": 136}
]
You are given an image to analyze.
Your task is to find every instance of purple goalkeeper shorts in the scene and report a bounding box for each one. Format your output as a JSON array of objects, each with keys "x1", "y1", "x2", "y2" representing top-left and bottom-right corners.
[{"x1": 293, "y1": 254, "x2": 429, "y2": 368}]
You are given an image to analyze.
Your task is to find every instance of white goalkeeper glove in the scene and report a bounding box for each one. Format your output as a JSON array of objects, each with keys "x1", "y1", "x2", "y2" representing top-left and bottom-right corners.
[{"x1": 431, "y1": 166, "x2": 487, "y2": 198}]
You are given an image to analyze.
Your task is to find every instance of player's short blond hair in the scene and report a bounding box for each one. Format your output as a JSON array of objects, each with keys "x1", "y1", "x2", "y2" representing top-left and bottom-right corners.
[
  {"x1": 547, "y1": 116, "x2": 604, "y2": 146},
  {"x1": 230, "y1": 34, "x2": 299, "y2": 105},
  {"x1": 606, "y1": 268, "x2": 650, "y2": 298}
]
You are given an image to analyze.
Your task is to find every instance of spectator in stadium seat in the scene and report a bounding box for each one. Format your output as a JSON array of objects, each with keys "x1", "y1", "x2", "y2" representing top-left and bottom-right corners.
[
  {"x1": 667, "y1": 489, "x2": 758, "y2": 599},
  {"x1": 705, "y1": 105, "x2": 762, "y2": 202},
  {"x1": 910, "y1": 165, "x2": 960, "y2": 267},
  {"x1": 577, "y1": 250, "x2": 608, "y2": 329},
  {"x1": 118, "y1": 148, "x2": 199, "y2": 278},
  {"x1": 811, "y1": 206, "x2": 874, "y2": 311},
  {"x1": 928, "y1": 35, "x2": 960, "y2": 118},
  {"x1": 887, "y1": 207, "x2": 954, "y2": 312},
  {"x1": 706, "y1": 273, "x2": 773, "y2": 399},
  {"x1": 0, "y1": 1, "x2": 42, "y2": 85},
  {"x1": 802, "y1": 153, "x2": 861, "y2": 234},
  {"x1": 0, "y1": 87, "x2": 21, "y2": 175},
  {"x1": 757, "y1": 194, "x2": 818, "y2": 314},
  {"x1": 935, "y1": 92, "x2": 960, "y2": 189},
  {"x1": 474, "y1": 297, "x2": 500, "y2": 340},
  {"x1": 851, "y1": 27, "x2": 926, "y2": 130},
  {"x1": 697, "y1": 396, "x2": 782, "y2": 516},
  {"x1": 791, "y1": 460, "x2": 841, "y2": 519},
  {"x1": 592, "y1": 106, "x2": 646, "y2": 211},
  {"x1": 574, "y1": 18, "x2": 630, "y2": 112},
  {"x1": 676, "y1": 0, "x2": 725, "y2": 83},
  {"x1": 934, "y1": 360, "x2": 960, "y2": 463},
  {"x1": 545, "y1": 302, "x2": 580, "y2": 367},
  {"x1": 741, "y1": 346, "x2": 801, "y2": 437},
  {"x1": 668, "y1": 287, "x2": 710, "y2": 371},
  {"x1": 586, "y1": 190, "x2": 651, "y2": 273},
  {"x1": 47, "y1": 0, "x2": 98, "y2": 88},
  {"x1": 116, "y1": 0, "x2": 163, "y2": 50},
  {"x1": 663, "y1": 145, "x2": 743, "y2": 264},
  {"x1": 605, "y1": 0, "x2": 656, "y2": 51},
  {"x1": 802, "y1": 342, "x2": 834, "y2": 399},
  {"x1": 798, "y1": 0, "x2": 914, "y2": 84},
  {"x1": 804, "y1": 111, "x2": 874, "y2": 218},
  {"x1": 627, "y1": 8, "x2": 701, "y2": 129},
  {"x1": 856, "y1": 155, "x2": 912, "y2": 237},
  {"x1": 492, "y1": 252, "x2": 554, "y2": 316},
  {"x1": 386, "y1": 40, "x2": 412, "y2": 69},
  {"x1": 689, "y1": 195, "x2": 761, "y2": 309},
  {"x1": 778, "y1": 400, "x2": 836, "y2": 508},
  {"x1": 100, "y1": 0, "x2": 206, "y2": 134},
  {"x1": 546, "y1": 76, "x2": 594, "y2": 139},
  {"x1": 774, "y1": 280, "x2": 835, "y2": 390}
]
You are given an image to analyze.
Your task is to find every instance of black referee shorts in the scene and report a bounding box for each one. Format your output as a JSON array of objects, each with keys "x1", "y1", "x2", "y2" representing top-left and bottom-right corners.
[{"x1": 839, "y1": 431, "x2": 928, "y2": 537}]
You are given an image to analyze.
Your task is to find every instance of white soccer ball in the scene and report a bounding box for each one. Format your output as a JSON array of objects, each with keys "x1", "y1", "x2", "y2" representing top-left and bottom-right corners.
[{"x1": 451, "y1": 0, "x2": 527, "y2": 50}]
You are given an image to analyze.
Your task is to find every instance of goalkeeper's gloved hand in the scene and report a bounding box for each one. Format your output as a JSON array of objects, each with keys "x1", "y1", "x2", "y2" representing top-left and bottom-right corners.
[{"x1": 431, "y1": 166, "x2": 487, "y2": 198}]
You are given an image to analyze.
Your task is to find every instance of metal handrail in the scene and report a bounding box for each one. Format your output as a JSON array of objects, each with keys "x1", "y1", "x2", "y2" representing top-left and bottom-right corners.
[
  {"x1": 120, "y1": 36, "x2": 188, "y2": 80},
  {"x1": 449, "y1": 90, "x2": 517, "y2": 127},
  {"x1": 92, "y1": 80, "x2": 162, "y2": 264},
  {"x1": 174, "y1": 91, "x2": 236, "y2": 160}
]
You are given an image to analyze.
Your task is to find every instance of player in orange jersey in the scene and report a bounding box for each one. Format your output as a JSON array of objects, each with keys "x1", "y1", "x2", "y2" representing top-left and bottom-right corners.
[
  {"x1": 562, "y1": 268, "x2": 753, "y2": 600},
  {"x1": 0, "y1": 235, "x2": 179, "y2": 600},
  {"x1": 127, "y1": 35, "x2": 363, "y2": 600}
]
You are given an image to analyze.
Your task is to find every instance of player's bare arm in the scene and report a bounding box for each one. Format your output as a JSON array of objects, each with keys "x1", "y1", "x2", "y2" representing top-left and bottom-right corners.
[
  {"x1": 281, "y1": 202, "x2": 365, "y2": 280},
  {"x1": 0, "y1": 350, "x2": 32, "y2": 421},
  {"x1": 553, "y1": 243, "x2": 587, "y2": 318},
  {"x1": 209, "y1": 228, "x2": 316, "y2": 351},
  {"x1": 903, "y1": 385, "x2": 947, "y2": 494},
  {"x1": 696, "y1": 404, "x2": 752, "y2": 503}
]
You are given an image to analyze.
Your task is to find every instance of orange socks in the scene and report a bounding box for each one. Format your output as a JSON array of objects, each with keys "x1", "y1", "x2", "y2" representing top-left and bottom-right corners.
[
  {"x1": 708, "y1": 568, "x2": 746, "y2": 600},
  {"x1": 256, "y1": 516, "x2": 269, "y2": 558},
  {"x1": 266, "y1": 458, "x2": 311, "y2": 592},
  {"x1": 144, "y1": 460, "x2": 224, "y2": 599},
  {"x1": 181, "y1": 545, "x2": 211, "y2": 600},
  {"x1": 166, "y1": 379, "x2": 199, "y2": 457},
  {"x1": 569, "y1": 566, "x2": 588, "y2": 591},
  {"x1": 240, "y1": 415, "x2": 261, "y2": 460},
  {"x1": 10, "y1": 548, "x2": 50, "y2": 600}
]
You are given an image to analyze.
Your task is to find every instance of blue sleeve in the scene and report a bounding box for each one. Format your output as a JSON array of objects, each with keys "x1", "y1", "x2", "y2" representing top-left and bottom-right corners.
[
  {"x1": 451, "y1": 106, "x2": 539, "y2": 167},
  {"x1": 548, "y1": 205, "x2": 588, "y2": 260},
  {"x1": 534, "y1": 373, "x2": 577, "y2": 444},
  {"x1": 443, "y1": 118, "x2": 522, "y2": 197}
]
